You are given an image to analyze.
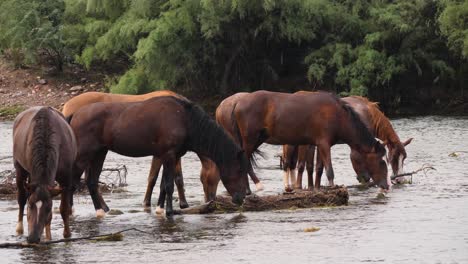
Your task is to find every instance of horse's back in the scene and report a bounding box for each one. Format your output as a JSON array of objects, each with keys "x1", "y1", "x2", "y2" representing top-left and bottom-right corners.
[
  {"x1": 62, "y1": 90, "x2": 187, "y2": 117},
  {"x1": 13, "y1": 106, "x2": 76, "y2": 174}
]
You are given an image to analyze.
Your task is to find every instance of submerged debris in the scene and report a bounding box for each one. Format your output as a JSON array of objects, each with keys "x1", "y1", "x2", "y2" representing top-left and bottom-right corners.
[
  {"x1": 175, "y1": 186, "x2": 349, "y2": 215},
  {"x1": 0, "y1": 165, "x2": 128, "y2": 199}
]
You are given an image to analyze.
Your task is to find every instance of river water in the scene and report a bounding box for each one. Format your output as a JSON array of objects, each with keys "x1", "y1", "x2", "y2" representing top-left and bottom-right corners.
[{"x1": 0, "y1": 116, "x2": 467, "y2": 263}]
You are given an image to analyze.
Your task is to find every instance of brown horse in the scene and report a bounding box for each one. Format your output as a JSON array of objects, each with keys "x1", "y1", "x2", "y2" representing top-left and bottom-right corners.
[
  {"x1": 226, "y1": 90, "x2": 389, "y2": 190},
  {"x1": 62, "y1": 90, "x2": 190, "y2": 209},
  {"x1": 13, "y1": 107, "x2": 76, "y2": 243},
  {"x1": 68, "y1": 96, "x2": 248, "y2": 217},
  {"x1": 283, "y1": 95, "x2": 413, "y2": 189},
  {"x1": 144, "y1": 92, "x2": 264, "y2": 204}
]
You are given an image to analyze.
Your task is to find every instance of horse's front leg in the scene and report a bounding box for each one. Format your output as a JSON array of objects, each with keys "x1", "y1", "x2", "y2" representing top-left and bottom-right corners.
[
  {"x1": 14, "y1": 161, "x2": 28, "y2": 235},
  {"x1": 162, "y1": 157, "x2": 176, "y2": 217},
  {"x1": 143, "y1": 157, "x2": 162, "y2": 208},
  {"x1": 59, "y1": 186, "x2": 73, "y2": 239},
  {"x1": 86, "y1": 150, "x2": 109, "y2": 218},
  {"x1": 174, "y1": 159, "x2": 189, "y2": 209},
  {"x1": 317, "y1": 144, "x2": 334, "y2": 187}
]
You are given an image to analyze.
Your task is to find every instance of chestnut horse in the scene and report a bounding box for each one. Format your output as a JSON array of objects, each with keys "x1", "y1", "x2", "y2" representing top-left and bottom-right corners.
[
  {"x1": 228, "y1": 90, "x2": 389, "y2": 190},
  {"x1": 62, "y1": 90, "x2": 190, "y2": 209},
  {"x1": 68, "y1": 96, "x2": 248, "y2": 217},
  {"x1": 283, "y1": 95, "x2": 413, "y2": 189},
  {"x1": 13, "y1": 107, "x2": 76, "y2": 243}
]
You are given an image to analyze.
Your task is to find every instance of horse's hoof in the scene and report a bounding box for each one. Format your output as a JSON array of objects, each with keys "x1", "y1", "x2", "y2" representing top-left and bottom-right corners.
[
  {"x1": 284, "y1": 186, "x2": 293, "y2": 193},
  {"x1": 255, "y1": 182, "x2": 264, "y2": 191},
  {"x1": 155, "y1": 206, "x2": 165, "y2": 215},
  {"x1": 96, "y1": 209, "x2": 106, "y2": 218},
  {"x1": 179, "y1": 202, "x2": 189, "y2": 209},
  {"x1": 16, "y1": 222, "x2": 23, "y2": 235}
]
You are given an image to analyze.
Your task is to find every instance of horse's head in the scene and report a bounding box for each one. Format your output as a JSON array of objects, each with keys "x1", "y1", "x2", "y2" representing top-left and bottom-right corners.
[
  {"x1": 218, "y1": 151, "x2": 248, "y2": 205},
  {"x1": 26, "y1": 185, "x2": 61, "y2": 243},
  {"x1": 359, "y1": 142, "x2": 390, "y2": 190},
  {"x1": 386, "y1": 138, "x2": 413, "y2": 176}
]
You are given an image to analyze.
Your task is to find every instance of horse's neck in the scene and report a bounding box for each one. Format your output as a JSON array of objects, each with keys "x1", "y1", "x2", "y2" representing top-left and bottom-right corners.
[{"x1": 370, "y1": 110, "x2": 401, "y2": 145}]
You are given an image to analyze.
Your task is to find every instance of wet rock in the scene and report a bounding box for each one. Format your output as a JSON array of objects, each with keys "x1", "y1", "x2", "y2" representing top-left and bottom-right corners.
[
  {"x1": 108, "y1": 209, "x2": 124, "y2": 215},
  {"x1": 38, "y1": 79, "x2": 47, "y2": 85},
  {"x1": 80, "y1": 77, "x2": 87, "y2": 83},
  {"x1": 0, "y1": 89, "x2": 5, "y2": 93},
  {"x1": 70, "y1": 85, "x2": 83, "y2": 92}
]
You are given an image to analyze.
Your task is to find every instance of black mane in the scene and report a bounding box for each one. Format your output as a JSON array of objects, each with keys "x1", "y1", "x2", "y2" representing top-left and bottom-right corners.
[{"x1": 31, "y1": 107, "x2": 57, "y2": 186}]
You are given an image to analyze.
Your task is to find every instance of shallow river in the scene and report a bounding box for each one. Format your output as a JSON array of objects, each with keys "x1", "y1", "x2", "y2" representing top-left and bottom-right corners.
[{"x1": 0, "y1": 116, "x2": 467, "y2": 263}]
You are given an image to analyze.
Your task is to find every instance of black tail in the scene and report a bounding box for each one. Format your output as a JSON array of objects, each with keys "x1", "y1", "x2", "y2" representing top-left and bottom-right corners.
[{"x1": 31, "y1": 108, "x2": 57, "y2": 185}]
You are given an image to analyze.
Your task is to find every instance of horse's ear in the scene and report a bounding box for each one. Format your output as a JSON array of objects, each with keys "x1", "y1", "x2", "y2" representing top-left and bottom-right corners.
[
  {"x1": 402, "y1": 138, "x2": 413, "y2": 146},
  {"x1": 48, "y1": 185, "x2": 62, "y2": 197}
]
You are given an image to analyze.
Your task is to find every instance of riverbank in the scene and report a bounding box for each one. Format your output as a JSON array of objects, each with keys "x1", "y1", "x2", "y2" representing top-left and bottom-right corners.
[{"x1": 0, "y1": 58, "x2": 466, "y2": 121}]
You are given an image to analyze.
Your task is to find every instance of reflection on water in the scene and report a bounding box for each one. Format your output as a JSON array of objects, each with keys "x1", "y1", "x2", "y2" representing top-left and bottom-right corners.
[{"x1": 0, "y1": 116, "x2": 468, "y2": 263}]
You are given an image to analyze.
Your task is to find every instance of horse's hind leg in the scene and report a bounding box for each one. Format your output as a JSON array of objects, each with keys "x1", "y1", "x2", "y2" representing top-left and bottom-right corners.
[
  {"x1": 86, "y1": 149, "x2": 109, "y2": 217},
  {"x1": 200, "y1": 158, "x2": 220, "y2": 202},
  {"x1": 314, "y1": 149, "x2": 325, "y2": 189},
  {"x1": 162, "y1": 156, "x2": 177, "y2": 217},
  {"x1": 306, "y1": 145, "x2": 316, "y2": 190},
  {"x1": 317, "y1": 145, "x2": 334, "y2": 187},
  {"x1": 174, "y1": 159, "x2": 189, "y2": 209},
  {"x1": 14, "y1": 161, "x2": 28, "y2": 235},
  {"x1": 143, "y1": 157, "x2": 162, "y2": 207},
  {"x1": 155, "y1": 176, "x2": 166, "y2": 215}
]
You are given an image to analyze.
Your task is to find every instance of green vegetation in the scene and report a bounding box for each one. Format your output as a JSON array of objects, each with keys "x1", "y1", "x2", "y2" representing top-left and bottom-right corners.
[
  {"x1": 0, "y1": 0, "x2": 466, "y2": 113},
  {"x1": 0, "y1": 105, "x2": 26, "y2": 119}
]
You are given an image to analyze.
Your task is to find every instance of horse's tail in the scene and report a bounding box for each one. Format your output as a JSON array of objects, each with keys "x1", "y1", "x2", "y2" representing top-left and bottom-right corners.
[
  {"x1": 230, "y1": 102, "x2": 265, "y2": 168},
  {"x1": 31, "y1": 108, "x2": 57, "y2": 184}
]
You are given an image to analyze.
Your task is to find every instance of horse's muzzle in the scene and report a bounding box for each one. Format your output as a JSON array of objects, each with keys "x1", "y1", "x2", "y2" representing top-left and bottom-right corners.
[
  {"x1": 27, "y1": 234, "x2": 40, "y2": 244},
  {"x1": 232, "y1": 192, "x2": 245, "y2": 206}
]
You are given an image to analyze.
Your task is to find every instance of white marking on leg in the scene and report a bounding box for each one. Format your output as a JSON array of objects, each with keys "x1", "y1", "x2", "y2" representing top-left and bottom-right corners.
[
  {"x1": 283, "y1": 170, "x2": 290, "y2": 190},
  {"x1": 155, "y1": 206, "x2": 165, "y2": 215},
  {"x1": 35, "y1": 201, "x2": 43, "y2": 223},
  {"x1": 290, "y1": 169, "x2": 297, "y2": 188},
  {"x1": 255, "y1": 182, "x2": 264, "y2": 191},
  {"x1": 16, "y1": 221, "x2": 24, "y2": 235},
  {"x1": 96, "y1": 209, "x2": 106, "y2": 218}
]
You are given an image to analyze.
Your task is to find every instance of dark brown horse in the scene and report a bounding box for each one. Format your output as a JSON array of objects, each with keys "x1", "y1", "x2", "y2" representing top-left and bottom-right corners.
[
  {"x1": 227, "y1": 90, "x2": 389, "y2": 190},
  {"x1": 68, "y1": 96, "x2": 248, "y2": 217},
  {"x1": 62, "y1": 90, "x2": 190, "y2": 209},
  {"x1": 283, "y1": 95, "x2": 413, "y2": 189},
  {"x1": 144, "y1": 92, "x2": 264, "y2": 205},
  {"x1": 13, "y1": 107, "x2": 76, "y2": 243}
]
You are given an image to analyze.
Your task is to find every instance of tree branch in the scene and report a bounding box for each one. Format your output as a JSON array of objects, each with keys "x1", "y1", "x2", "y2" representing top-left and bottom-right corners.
[{"x1": 0, "y1": 228, "x2": 148, "y2": 249}]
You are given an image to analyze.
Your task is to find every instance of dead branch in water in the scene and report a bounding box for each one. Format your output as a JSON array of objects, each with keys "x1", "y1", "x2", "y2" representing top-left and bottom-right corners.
[
  {"x1": 347, "y1": 164, "x2": 436, "y2": 189},
  {"x1": 390, "y1": 164, "x2": 436, "y2": 180},
  {"x1": 0, "y1": 156, "x2": 12, "y2": 161},
  {"x1": 1, "y1": 164, "x2": 128, "y2": 198},
  {"x1": 174, "y1": 186, "x2": 349, "y2": 215},
  {"x1": 0, "y1": 228, "x2": 148, "y2": 249}
]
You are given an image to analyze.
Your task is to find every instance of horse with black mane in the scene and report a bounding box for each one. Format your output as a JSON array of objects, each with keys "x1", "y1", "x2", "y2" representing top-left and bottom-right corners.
[
  {"x1": 62, "y1": 90, "x2": 191, "y2": 209},
  {"x1": 68, "y1": 96, "x2": 249, "y2": 217},
  {"x1": 13, "y1": 107, "x2": 76, "y2": 243}
]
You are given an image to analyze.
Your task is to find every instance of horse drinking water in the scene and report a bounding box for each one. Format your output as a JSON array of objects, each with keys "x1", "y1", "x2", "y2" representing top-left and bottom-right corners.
[
  {"x1": 227, "y1": 90, "x2": 390, "y2": 191},
  {"x1": 68, "y1": 96, "x2": 249, "y2": 217},
  {"x1": 13, "y1": 107, "x2": 77, "y2": 243}
]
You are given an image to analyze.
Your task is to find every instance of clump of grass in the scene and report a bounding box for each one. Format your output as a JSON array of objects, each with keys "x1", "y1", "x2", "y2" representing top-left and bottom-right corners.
[{"x1": 0, "y1": 105, "x2": 25, "y2": 119}]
